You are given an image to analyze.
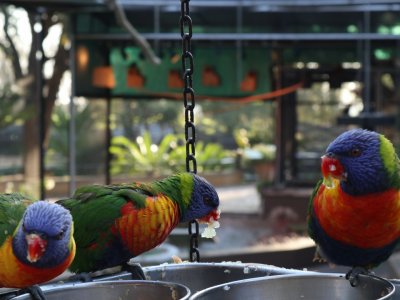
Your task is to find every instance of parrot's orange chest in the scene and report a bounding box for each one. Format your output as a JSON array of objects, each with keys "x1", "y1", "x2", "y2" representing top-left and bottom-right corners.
[
  {"x1": 0, "y1": 237, "x2": 75, "y2": 288},
  {"x1": 313, "y1": 183, "x2": 400, "y2": 249},
  {"x1": 113, "y1": 194, "x2": 180, "y2": 256}
]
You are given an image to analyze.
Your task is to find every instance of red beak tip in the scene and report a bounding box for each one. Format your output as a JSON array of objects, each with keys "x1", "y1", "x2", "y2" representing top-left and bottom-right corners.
[{"x1": 26, "y1": 234, "x2": 47, "y2": 263}]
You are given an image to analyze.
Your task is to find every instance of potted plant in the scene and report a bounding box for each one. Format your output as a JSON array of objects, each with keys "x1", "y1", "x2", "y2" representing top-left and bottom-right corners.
[{"x1": 242, "y1": 143, "x2": 276, "y2": 181}]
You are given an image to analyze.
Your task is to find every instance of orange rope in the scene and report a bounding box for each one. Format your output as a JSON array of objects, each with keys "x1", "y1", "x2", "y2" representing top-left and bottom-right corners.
[{"x1": 139, "y1": 82, "x2": 303, "y2": 103}]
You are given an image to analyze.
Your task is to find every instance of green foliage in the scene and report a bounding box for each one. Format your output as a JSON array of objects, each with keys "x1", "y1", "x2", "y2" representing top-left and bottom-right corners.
[
  {"x1": 249, "y1": 144, "x2": 276, "y2": 162},
  {"x1": 110, "y1": 131, "x2": 234, "y2": 176},
  {"x1": 111, "y1": 99, "x2": 181, "y2": 140},
  {"x1": 47, "y1": 103, "x2": 106, "y2": 175},
  {"x1": 170, "y1": 141, "x2": 235, "y2": 173},
  {"x1": 0, "y1": 84, "x2": 31, "y2": 130},
  {"x1": 241, "y1": 144, "x2": 276, "y2": 172},
  {"x1": 110, "y1": 131, "x2": 178, "y2": 176},
  {"x1": 198, "y1": 101, "x2": 275, "y2": 148}
]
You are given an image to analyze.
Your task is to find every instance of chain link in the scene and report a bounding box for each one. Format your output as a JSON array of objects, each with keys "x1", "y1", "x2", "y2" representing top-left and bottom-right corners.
[
  {"x1": 180, "y1": 0, "x2": 199, "y2": 262},
  {"x1": 189, "y1": 219, "x2": 200, "y2": 262}
]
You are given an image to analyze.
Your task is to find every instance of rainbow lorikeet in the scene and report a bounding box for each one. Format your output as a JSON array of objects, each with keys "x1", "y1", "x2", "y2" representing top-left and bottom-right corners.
[
  {"x1": 307, "y1": 129, "x2": 400, "y2": 285},
  {"x1": 57, "y1": 172, "x2": 220, "y2": 274},
  {"x1": 0, "y1": 193, "x2": 75, "y2": 288}
]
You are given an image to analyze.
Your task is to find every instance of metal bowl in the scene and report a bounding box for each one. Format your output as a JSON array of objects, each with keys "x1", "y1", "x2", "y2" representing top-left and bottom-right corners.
[
  {"x1": 189, "y1": 273, "x2": 395, "y2": 300},
  {"x1": 389, "y1": 279, "x2": 400, "y2": 299},
  {"x1": 96, "y1": 262, "x2": 308, "y2": 293},
  {"x1": 11, "y1": 280, "x2": 190, "y2": 300}
]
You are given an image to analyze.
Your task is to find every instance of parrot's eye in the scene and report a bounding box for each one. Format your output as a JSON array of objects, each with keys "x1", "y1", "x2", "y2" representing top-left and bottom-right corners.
[
  {"x1": 349, "y1": 148, "x2": 361, "y2": 157},
  {"x1": 55, "y1": 225, "x2": 68, "y2": 240},
  {"x1": 203, "y1": 196, "x2": 213, "y2": 206},
  {"x1": 55, "y1": 231, "x2": 65, "y2": 240}
]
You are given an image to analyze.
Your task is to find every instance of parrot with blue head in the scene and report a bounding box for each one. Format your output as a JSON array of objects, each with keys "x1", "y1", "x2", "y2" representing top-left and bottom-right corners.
[
  {"x1": 0, "y1": 194, "x2": 75, "y2": 288},
  {"x1": 307, "y1": 129, "x2": 400, "y2": 285},
  {"x1": 57, "y1": 172, "x2": 220, "y2": 274}
]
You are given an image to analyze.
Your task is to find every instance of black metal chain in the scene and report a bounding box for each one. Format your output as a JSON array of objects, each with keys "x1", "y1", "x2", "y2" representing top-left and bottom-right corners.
[{"x1": 180, "y1": 0, "x2": 200, "y2": 263}]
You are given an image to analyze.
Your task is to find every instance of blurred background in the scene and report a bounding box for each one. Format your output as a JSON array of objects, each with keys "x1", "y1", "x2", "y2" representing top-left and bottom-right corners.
[{"x1": 1, "y1": 0, "x2": 400, "y2": 276}]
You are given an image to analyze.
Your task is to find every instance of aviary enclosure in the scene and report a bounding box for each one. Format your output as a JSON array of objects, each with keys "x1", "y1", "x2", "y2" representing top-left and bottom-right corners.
[{"x1": 1, "y1": 0, "x2": 400, "y2": 299}]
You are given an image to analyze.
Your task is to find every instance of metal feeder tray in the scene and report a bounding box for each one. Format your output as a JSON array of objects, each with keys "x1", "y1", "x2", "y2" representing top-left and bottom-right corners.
[
  {"x1": 10, "y1": 280, "x2": 190, "y2": 300},
  {"x1": 189, "y1": 273, "x2": 395, "y2": 300},
  {"x1": 95, "y1": 262, "x2": 310, "y2": 294}
]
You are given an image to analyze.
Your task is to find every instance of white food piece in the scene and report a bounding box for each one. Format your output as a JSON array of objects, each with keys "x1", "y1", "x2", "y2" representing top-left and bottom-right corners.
[{"x1": 201, "y1": 221, "x2": 220, "y2": 238}]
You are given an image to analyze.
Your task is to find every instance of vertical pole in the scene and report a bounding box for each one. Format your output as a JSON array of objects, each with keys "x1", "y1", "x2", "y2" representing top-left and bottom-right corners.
[
  {"x1": 68, "y1": 15, "x2": 77, "y2": 196},
  {"x1": 272, "y1": 48, "x2": 285, "y2": 185},
  {"x1": 363, "y1": 11, "x2": 371, "y2": 115},
  {"x1": 105, "y1": 95, "x2": 112, "y2": 185},
  {"x1": 154, "y1": 5, "x2": 160, "y2": 56},
  {"x1": 102, "y1": 44, "x2": 112, "y2": 185},
  {"x1": 236, "y1": 5, "x2": 243, "y2": 87},
  {"x1": 34, "y1": 9, "x2": 46, "y2": 200}
]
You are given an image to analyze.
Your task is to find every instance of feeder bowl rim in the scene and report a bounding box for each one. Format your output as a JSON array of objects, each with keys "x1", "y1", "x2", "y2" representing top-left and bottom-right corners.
[{"x1": 189, "y1": 272, "x2": 395, "y2": 300}]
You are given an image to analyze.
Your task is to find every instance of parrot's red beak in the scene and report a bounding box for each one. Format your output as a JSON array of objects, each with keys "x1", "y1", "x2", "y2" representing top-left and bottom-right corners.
[
  {"x1": 26, "y1": 233, "x2": 47, "y2": 263},
  {"x1": 321, "y1": 154, "x2": 345, "y2": 179},
  {"x1": 197, "y1": 208, "x2": 220, "y2": 224},
  {"x1": 321, "y1": 154, "x2": 347, "y2": 188}
]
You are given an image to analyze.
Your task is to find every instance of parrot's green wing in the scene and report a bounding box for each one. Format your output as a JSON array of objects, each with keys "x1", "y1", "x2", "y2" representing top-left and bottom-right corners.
[
  {"x1": 57, "y1": 183, "x2": 154, "y2": 272},
  {"x1": 0, "y1": 193, "x2": 32, "y2": 246},
  {"x1": 307, "y1": 179, "x2": 323, "y2": 241}
]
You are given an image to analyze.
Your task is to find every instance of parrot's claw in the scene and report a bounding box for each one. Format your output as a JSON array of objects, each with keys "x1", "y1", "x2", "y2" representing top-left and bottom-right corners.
[
  {"x1": 1, "y1": 285, "x2": 47, "y2": 300},
  {"x1": 25, "y1": 285, "x2": 46, "y2": 300},
  {"x1": 345, "y1": 267, "x2": 369, "y2": 287},
  {"x1": 312, "y1": 248, "x2": 327, "y2": 263},
  {"x1": 123, "y1": 262, "x2": 146, "y2": 280}
]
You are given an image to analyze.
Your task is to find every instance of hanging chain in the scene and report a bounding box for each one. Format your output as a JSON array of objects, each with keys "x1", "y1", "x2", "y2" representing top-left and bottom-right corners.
[{"x1": 180, "y1": 0, "x2": 200, "y2": 263}]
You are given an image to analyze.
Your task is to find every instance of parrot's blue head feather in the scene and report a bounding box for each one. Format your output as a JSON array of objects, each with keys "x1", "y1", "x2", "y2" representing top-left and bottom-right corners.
[
  {"x1": 180, "y1": 174, "x2": 220, "y2": 222},
  {"x1": 325, "y1": 128, "x2": 392, "y2": 195},
  {"x1": 12, "y1": 201, "x2": 73, "y2": 268}
]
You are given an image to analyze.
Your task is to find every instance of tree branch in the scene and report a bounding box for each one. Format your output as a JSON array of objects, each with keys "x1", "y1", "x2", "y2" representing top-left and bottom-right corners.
[
  {"x1": 105, "y1": 0, "x2": 161, "y2": 65},
  {"x1": 43, "y1": 28, "x2": 69, "y2": 146},
  {"x1": 1, "y1": 6, "x2": 23, "y2": 79}
]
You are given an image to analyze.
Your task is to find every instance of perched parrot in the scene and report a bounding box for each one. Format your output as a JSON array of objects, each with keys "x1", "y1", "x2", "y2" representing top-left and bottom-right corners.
[
  {"x1": 57, "y1": 172, "x2": 220, "y2": 274},
  {"x1": 307, "y1": 129, "x2": 400, "y2": 285},
  {"x1": 0, "y1": 193, "x2": 75, "y2": 288}
]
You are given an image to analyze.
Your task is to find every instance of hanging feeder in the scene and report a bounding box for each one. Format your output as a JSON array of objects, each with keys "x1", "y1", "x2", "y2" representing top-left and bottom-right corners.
[
  {"x1": 126, "y1": 64, "x2": 145, "y2": 88},
  {"x1": 202, "y1": 66, "x2": 221, "y2": 87},
  {"x1": 240, "y1": 71, "x2": 258, "y2": 92},
  {"x1": 168, "y1": 70, "x2": 184, "y2": 88},
  {"x1": 95, "y1": 262, "x2": 310, "y2": 294},
  {"x1": 11, "y1": 281, "x2": 190, "y2": 300},
  {"x1": 189, "y1": 274, "x2": 395, "y2": 300},
  {"x1": 92, "y1": 66, "x2": 115, "y2": 89},
  {"x1": 180, "y1": 0, "x2": 201, "y2": 263}
]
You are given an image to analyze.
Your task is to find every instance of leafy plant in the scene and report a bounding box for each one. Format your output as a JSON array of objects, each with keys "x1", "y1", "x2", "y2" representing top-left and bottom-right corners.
[
  {"x1": 110, "y1": 131, "x2": 179, "y2": 176},
  {"x1": 0, "y1": 83, "x2": 31, "y2": 130},
  {"x1": 47, "y1": 104, "x2": 106, "y2": 175},
  {"x1": 169, "y1": 141, "x2": 235, "y2": 173},
  {"x1": 110, "y1": 130, "x2": 235, "y2": 176}
]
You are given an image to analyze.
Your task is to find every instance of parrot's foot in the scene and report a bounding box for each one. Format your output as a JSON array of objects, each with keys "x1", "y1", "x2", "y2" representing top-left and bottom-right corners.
[
  {"x1": 68, "y1": 272, "x2": 93, "y2": 283},
  {"x1": 345, "y1": 267, "x2": 370, "y2": 287},
  {"x1": 25, "y1": 285, "x2": 46, "y2": 300},
  {"x1": 123, "y1": 262, "x2": 146, "y2": 280},
  {"x1": 312, "y1": 249, "x2": 327, "y2": 263},
  {"x1": 1, "y1": 285, "x2": 47, "y2": 300}
]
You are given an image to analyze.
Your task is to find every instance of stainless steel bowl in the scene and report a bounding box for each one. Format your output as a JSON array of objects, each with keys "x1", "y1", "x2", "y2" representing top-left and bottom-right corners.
[
  {"x1": 189, "y1": 273, "x2": 395, "y2": 300},
  {"x1": 11, "y1": 280, "x2": 190, "y2": 300},
  {"x1": 96, "y1": 262, "x2": 308, "y2": 293}
]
